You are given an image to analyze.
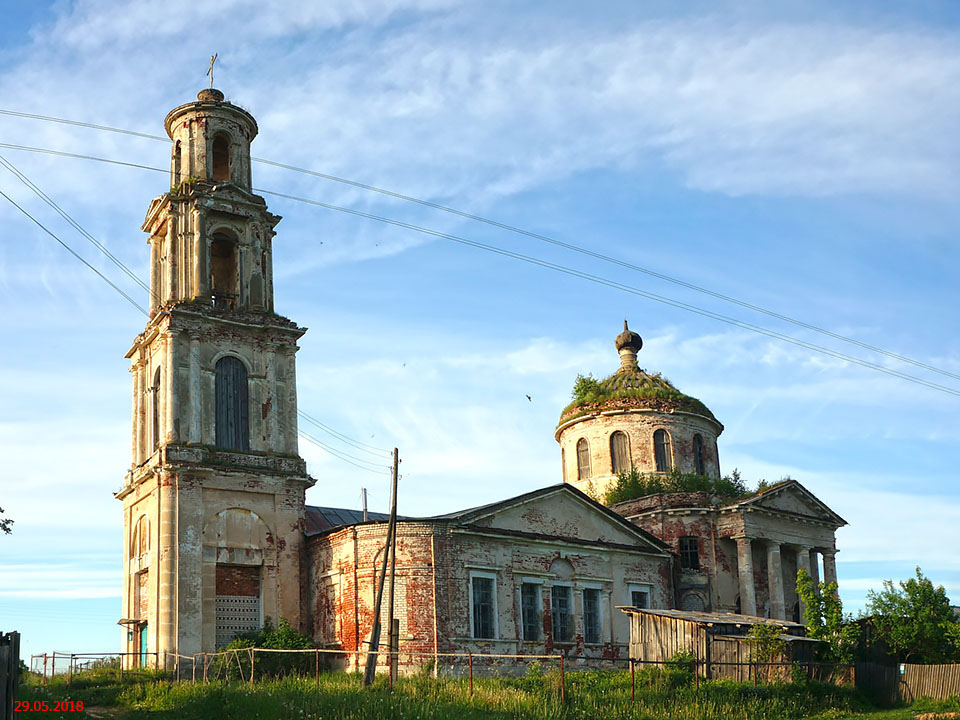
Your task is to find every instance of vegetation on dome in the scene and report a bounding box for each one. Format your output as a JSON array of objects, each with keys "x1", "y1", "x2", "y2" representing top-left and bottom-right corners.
[
  {"x1": 559, "y1": 372, "x2": 716, "y2": 425},
  {"x1": 604, "y1": 467, "x2": 781, "y2": 505}
]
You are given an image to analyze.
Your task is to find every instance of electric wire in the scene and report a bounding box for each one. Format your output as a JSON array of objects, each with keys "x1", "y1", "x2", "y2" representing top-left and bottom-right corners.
[
  {"x1": 0, "y1": 188, "x2": 150, "y2": 316},
  {"x1": 298, "y1": 410, "x2": 391, "y2": 456},
  {"x1": 2, "y1": 140, "x2": 958, "y2": 398},
  {"x1": 297, "y1": 428, "x2": 390, "y2": 474},
  {"x1": 0, "y1": 166, "x2": 389, "y2": 472},
  {"x1": 1, "y1": 114, "x2": 957, "y2": 383},
  {"x1": 258, "y1": 188, "x2": 960, "y2": 399}
]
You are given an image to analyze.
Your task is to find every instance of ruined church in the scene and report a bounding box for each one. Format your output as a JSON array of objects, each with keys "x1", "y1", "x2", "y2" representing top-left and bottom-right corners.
[{"x1": 117, "y1": 89, "x2": 846, "y2": 670}]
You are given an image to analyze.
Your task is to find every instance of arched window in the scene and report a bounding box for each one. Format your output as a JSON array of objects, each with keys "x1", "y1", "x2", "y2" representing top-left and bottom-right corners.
[
  {"x1": 216, "y1": 356, "x2": 249, "y2": 451},
  {"x1": 653, "y1": 429, "x2": 671, "y2": 472},
  {"x1": 693, "y1": 434, "x2": 705, "y2": 476},
  {"x1": 131, "y1": 515, "x2": 150, "y2": 558},
  {"x1": 576, "y1": 438, "x2": 592, "y2": 480},
  {"x1": 212, "y1": 134, "x2": 230, "y2": 182},
  {"x1": 210, "y1": 232, "x2": 238, "y2": 308},
  {"x1": 610, "y1": 431, "x2": 630, "y2": 474},
  {"x1": 152, "y1": 366, "x2": 161, "y2": 450},
  {"x1": 173, "y1": 140, "x2": 182, "y2": 186}
]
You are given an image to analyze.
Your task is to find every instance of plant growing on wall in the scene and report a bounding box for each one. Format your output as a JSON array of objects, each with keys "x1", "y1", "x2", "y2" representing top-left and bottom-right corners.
[
  {"x1": 796, "y1": 569, "x2": 858, "y2": 665},
  {"x1": 603, "y1": 467, "x2": 753, "y2": 505}
]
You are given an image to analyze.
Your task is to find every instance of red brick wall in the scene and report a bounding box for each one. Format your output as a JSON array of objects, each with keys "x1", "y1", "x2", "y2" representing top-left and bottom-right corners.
[
  {"x1": 137, "y1": 571, "x2": 149, "y2": 619},
  {"x1": 216, "y1": 564, "x2": 261, "y2": 597}
]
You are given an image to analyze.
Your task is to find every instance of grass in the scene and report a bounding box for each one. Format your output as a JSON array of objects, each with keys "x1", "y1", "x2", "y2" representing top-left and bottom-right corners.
[{"x1": 15, "y1": 667, "x2": 960, "y2": 720}]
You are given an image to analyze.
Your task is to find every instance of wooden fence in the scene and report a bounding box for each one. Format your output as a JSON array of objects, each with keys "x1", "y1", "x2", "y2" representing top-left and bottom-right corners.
[
  {"x1": 856, "y1": 662, "x2": 960, "y2": 706},
  {"x1": 1, "y1": 631, "x2": 21, "y2": 720}
]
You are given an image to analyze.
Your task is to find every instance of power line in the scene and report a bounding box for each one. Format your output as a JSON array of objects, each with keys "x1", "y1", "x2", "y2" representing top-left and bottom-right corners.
[
  {"x1": 1, "y1": 115, "x2": 957, "y2": 384},
  {"x1": 2, "y1": 140, "x2": 958, "y2": 398},
  {"x1": 298, "y1": 410, "x2": 391, "y2": 457},
  {"x1": 0, "y1": 164, "x2": 391, "y2": 473},
  {"x1": 297, "y1": 428, "x2": 391, "y2": 474},
  {"x1": 259, "y1": 188, "x2": 960, "y2": 399},
  {"x1": 0, "y1": 188, "x2": 150, "y2": 316}
]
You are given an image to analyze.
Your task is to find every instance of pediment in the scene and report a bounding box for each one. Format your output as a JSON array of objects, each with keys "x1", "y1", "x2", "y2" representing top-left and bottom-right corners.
[
  {"x1": 736, "y1": 481, "x2": 846, "y2": 527},
  {"x1": 446, "y1": 485, "x2": 668, "y2": 554}
]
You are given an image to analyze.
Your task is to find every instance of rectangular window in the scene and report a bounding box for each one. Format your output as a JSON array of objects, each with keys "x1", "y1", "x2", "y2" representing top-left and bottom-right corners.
[
  {"x1": 551, "y1": 585, "x2": 572, "y2": 643},
  {"x1": 521, "y1": 583, "x2": 540, "y2": 641},
  {"x1": 471, "y1": 576, "x2": 495, "y2": 639},
  {"x1": 631, "y1": 589, "x2": 650, "y2": 609},
  {"x1": 679, "y1": 536, "x2": 700, "y2": 570},
  {"x1": 583, "y1": 589, "x2": 601, "y2": 644}
]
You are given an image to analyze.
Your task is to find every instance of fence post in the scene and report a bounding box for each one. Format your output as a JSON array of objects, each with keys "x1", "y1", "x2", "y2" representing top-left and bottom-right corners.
[
  {"x1": 119, "y1": 653, "x2": 123, "y2": 682},
  {"x1": 249, "y1": 648, "x2": 255, "y2": 686},
  {"x1": 630, "y1": 659, "x2": 635, "y2": 702},
  {"x1": 203, "y1": 654, "x2": 208, "y2": 684},
  {"x1": 315, "y1": 649, "x2": 320, "y2": 687},
  {"x1": 43, "y1": 654, "x2": 47, "y2": 685},
  {"x1": 67, "y1": 654, "x2": 73, "y2": 687},
  {"x1": 695, "y1": 659, "x2": 700, "y2": 691},
  {"x1": 559, "y1": 654, "x2": 566, "y2": 704},
  {"x1": 192, "y1": 655, "x2": 196, "y2": 683},
  {"x1": 468, "y1": 651, "x2": 473, "y2": 696}
]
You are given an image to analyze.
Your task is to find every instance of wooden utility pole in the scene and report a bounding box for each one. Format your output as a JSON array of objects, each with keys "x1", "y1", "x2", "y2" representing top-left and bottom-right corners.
[
  {"x1": 385, "y1": 448, "x2": 400, "y2": 686},
  {"x1": 362, "y1": 448, "x2": 399, "y2": 686}
]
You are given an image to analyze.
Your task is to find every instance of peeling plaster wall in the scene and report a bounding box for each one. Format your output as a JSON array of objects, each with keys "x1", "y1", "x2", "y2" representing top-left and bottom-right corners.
[
  {"x1": 557, "y1": 410, "x2": 721, "y2": 500},
  {"x1": 308, "y1": 507, "x2": 672, "y2": 675}
]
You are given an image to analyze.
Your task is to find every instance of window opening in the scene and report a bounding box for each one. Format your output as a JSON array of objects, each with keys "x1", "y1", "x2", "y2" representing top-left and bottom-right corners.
[
  {"x1": 551, "y1": 586, "x2": 572, "y2": 642},
  {"x1": 215, "y1": 356, "x2": 249, "y2": 451},
  {"x1": 521, "y1": 583, "x2": 540, "y2": 641},
  {"x1": 210, "y1": 233, "x2": 238, "y2": 309},
  {"x1": 654, "y1": 429, "x2": 671, "y2": 472},
  {"x1": 212, "y1": 134, "x2": 230, "y2": 182},
  {"x1": 583, "y1": 588, "x2": 601, "y2": 643},
  {"x1": 679, "y1": 536, "x2": 700, "y2": 571},
  {"x1": 471, "y1": 576, "x2": 495, "y2": 639},
  {"x1": 576, "y1": 438, "x2": 592, "y2": 480},
  {"x1": 173, "y1": 140, "x2": 182, "y2": 186},
  {"x1": 610, "y1": 431, "x2": 630, "y2": 474},
  {"x1": 151, "y1": 366, "x2": 161, "y2": 449},
  {"x1": 693, "y1": 434, "x2": 705, "y2": 475},
  {"x1": 631, "y1": 589, "x2": 650, "y2": 609}
]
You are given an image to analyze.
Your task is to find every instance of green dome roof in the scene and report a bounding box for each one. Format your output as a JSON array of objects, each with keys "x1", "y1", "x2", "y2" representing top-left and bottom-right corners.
[{"x1": 558, "y1": 323, "x2": 719, "y2": 427}]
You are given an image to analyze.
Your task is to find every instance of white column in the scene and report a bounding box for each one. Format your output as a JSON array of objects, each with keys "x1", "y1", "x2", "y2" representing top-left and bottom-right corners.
[
  {"x1": 131, "y1": 362, "x2": 141, "y2": 465},
  {"x1": 165, "y1": 334, "x2": 177, "y2": 443},
  {"x1": 189, "y1": 336, "x2": 201, "y2": 443},
  {"x1": 795, "y1": 546, "x2": 811, "y2": 620},
  {"x1": 822, "y1": 550, "x2": 839, "y2": 595},
  {"x1": 736, "y1": 537, "x2": 757, "y2": 616},
  {"x1": 766, "y1": 542, "x2": 785, "y2": 620},
  {"x1": 809, "y1": 549, "x2": 820, "y2": 587}
]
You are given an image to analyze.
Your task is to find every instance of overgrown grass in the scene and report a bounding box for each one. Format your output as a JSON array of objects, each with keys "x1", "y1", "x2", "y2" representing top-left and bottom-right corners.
[{"x1": 16, "y1": 667, "x2": 960, "y2": 720}]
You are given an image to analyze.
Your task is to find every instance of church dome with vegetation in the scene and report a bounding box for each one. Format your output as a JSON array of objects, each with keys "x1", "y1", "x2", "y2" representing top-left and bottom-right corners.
[{"x1": 558, "y1": 322, "x2": 718, "y2": 426}]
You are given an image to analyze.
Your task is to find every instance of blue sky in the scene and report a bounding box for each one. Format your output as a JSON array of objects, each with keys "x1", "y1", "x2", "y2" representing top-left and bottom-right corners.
[{"x1": 1, "y1": 0, "x2": 958, "y2": 662}]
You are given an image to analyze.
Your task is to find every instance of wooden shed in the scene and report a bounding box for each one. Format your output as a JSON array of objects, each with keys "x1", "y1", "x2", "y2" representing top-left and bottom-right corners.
[{"x1": 619, "y1": 607, "x2": 820, "y2": 680}]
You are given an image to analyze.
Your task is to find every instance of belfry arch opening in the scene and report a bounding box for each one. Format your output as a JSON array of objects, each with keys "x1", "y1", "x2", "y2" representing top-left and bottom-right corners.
[
  {"x1": 210, "y1": 232, "x2": 239, "y2": 308},
  {"x1": 212, "y1": 134, "x2": 231, "y2": 182}
]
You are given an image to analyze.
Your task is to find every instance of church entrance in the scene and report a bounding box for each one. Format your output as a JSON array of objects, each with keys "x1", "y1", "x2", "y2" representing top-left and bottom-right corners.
[
  {"x1": 139, "y1": 623, "x2": 148, "y2": 667},
  {"x1": 215, "y1": 564, "x2": 262, "y2": 647}
]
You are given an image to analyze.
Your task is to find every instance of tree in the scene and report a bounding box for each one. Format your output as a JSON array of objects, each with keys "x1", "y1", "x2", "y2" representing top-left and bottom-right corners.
[
  {"x1": 747, "y1": 623, "x2": 787, "y2": 682},
  {"x1": 796, "y1": 569, "x2": 858, "y2": 664},
  {"x1": 864, "y1": 567, "x2": 959, "y2": 664},
  {"x1": 0, "y1": 506, "x2": 12, "y2": 535}
]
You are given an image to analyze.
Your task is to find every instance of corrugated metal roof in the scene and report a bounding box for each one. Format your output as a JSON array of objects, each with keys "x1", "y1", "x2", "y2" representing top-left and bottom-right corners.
[
  {"x1": 304, "y1": 505, "x2": 393, "y2": 536},
  {"x1": 616, "y1": 606, "x2": 805, "y2": 630}
]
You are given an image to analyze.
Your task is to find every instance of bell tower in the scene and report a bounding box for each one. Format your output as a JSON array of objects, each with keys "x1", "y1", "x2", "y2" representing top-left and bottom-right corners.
[{"x1": 116, "y1": 88, "x2": 315, "y2": 666}]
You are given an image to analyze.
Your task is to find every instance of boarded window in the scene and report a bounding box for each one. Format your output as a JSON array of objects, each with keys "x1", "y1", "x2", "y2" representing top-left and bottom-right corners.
[
  {"x1": 215, "y1": 357, "x2": 249, "y2": 451},
  {"x1": 583, "y1": 589, "x2": 601, "y2": 644},
  {"x1": 631, "y1": 589, "x2": 650, "y2": 609},
  {"x1": 471, "y1": 576, "x2": 495, "y2": 639},
  {"x1": 152, "y1": 366, "x2": 161, "y2": 449},
  {"x1": 212, "y1": 134, "x2": 230, "y2": 182},
  {"x1": 610, "y1": 431, "x2": 630, "y2": 474},
  {"x1": 653, "y1": 429, "x2": 671, "y2": 472},
  {"x1": 693, "y1": 434, "x2": 705, "y2": 475},
  {"x1": 551, "y1": 586, "x2": 572, "y2": 642},
  {"x1": 576, "y1": 438, "x2": 592, "y2": 480},
  {"x1": 679, "y1": 536, "x2": 700, "y2": 570},
  {"x1": 215, "y1": 564, "x2": 261, "y2": 647},
  {"x1": 521, "y1": 583, "x2": 540, "y2": 641}
]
